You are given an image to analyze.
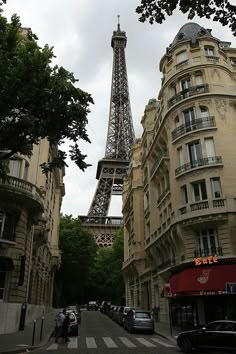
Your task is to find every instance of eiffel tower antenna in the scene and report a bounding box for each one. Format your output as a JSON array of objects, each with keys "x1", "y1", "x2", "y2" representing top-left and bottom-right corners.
[{"x1": 81, "y1": 22, "x2": 135, "y2": 246}]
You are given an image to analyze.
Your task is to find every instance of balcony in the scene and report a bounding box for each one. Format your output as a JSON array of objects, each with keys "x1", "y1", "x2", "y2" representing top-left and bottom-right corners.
[
  {"x1": 0, "y1": 176, "x2": 44, "y2": 212},
  {"x1": 172, "y1": 116, "x2": 216, "y2": 141},
  {"x1": 194, "y1": 247, "x2": 223, "y2": 258},
  {"x1": 158, "y1": 258, "x2": 176, "y2": 271},
  {"x1": 175, "y1": 156, "x2": 222, "y2": 177},
  {"x1": 157, "y1": 186, "x2": 170, "y2": 206},
  {"x1": 205, "y1": 55, "x2": 219, "y2": 63},
  {"x1": 179, "y1": 198, "x2": 227, "y2": 216},
  {"x1": 168, "y1": 84, "x2": 209, "y2": 109},
  {"x1": 150, "y1": 151, "x2": 169, "y2": 178}
]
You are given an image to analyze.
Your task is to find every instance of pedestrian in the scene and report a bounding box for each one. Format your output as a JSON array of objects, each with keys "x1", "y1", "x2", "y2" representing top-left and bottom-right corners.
[
  {"x1": 62, "y1": 312, "x2": 70, "y2": 343},
  {"x1": 55, "y1": 309, "x2": 66, "y2": 343}
]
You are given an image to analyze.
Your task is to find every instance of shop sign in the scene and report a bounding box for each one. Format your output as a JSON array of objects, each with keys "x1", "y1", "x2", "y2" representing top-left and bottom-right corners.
[
  {"x1": 200, "y1": 290, "x2": 226, "y2": 295},
  {"x1": 194, "y1": 255, "x2": 218, "y2": 266}
]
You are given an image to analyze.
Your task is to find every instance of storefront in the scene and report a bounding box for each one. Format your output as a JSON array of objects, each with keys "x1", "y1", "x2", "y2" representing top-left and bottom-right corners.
[{"x1": 162, "y1": 263, "x2": 236, "y2": 331}]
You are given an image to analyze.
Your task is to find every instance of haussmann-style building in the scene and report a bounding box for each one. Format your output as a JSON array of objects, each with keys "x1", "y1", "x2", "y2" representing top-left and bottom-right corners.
[
  {"x1": 122, "y1": 22, "x2": 236, "y2": 333},
  {"x1": 0, "y1": 139, "x2": 64, "y2": 334}
]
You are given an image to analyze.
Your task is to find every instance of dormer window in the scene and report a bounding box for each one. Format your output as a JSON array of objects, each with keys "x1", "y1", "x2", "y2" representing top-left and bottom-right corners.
[{"x1": 176, "y1": 51, "x2": 187, "y2": 64}]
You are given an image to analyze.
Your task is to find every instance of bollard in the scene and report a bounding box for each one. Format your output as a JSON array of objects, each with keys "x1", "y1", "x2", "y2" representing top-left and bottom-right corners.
[
  {"x1": 40, "y1": 316, "x2": 44, "y2": 341},
  {"x1": 32, "y1": 320, "x2": 36, "y2": 346}
]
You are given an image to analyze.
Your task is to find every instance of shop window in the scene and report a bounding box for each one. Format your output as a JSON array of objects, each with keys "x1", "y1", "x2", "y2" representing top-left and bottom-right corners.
[
  {"x1": 204, "y1": 46, "x2": 214, "y2": 56},
  {"x1": 0, "y1": 270, "x2": 6, "y2": 301},
  {"x1": 196, "y1": 228, "x2": 218, "y2": 256},
  {"x1": 191, "y1": 180, "x2": 207, "y2": 202},
  {"x1": 211, "y1": 177, "x2": 222, "y2": 199}
]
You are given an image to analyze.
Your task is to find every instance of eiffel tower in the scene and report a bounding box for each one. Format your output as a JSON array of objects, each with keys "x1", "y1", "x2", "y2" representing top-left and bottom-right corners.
[{"x1": 80, "y1": 18, "x2": 135, "y2": 246}]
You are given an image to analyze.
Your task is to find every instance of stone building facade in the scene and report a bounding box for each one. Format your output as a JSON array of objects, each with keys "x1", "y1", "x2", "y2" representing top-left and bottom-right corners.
[
  {"x1": 0, "y1": 139, "x2": 64, "y2": 333},
  {"x1": 122, "y1": 23, "x2": 236, "y2": 332}
]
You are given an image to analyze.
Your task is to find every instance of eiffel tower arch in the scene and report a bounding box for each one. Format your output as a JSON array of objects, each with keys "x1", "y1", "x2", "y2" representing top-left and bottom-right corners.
[{"x1": 81, "y1": 21, "x2": 135, "y2": 246}]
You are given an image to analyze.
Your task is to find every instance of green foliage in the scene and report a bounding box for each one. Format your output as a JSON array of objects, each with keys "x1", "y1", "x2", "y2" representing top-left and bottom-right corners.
[
  {"x1": 136, "y1": 0, "x2": 236, "y2": 36},
  {"x1": 0, "y1": 5, "x2": 93, "y2": 175},
  {"x1": 54, "y1": 215, "x2": 97, "y2": 306},
  {"x1": 89, "y1": 229, "x2": 125, "y2": 304}
]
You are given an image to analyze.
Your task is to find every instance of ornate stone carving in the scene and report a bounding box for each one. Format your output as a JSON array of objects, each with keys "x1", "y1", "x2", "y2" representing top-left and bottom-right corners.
[
  {"x1": 211, "y1": 68, "x2": 221, "y2": 81},
  {"x1": 215, "y1": 98, "x2": 227, "y2": 119}
]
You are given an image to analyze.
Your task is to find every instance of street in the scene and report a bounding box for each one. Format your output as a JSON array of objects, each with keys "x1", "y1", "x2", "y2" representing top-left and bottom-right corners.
[{"x1": 31, "y1": 310, "x2": 179, "y2": 353}]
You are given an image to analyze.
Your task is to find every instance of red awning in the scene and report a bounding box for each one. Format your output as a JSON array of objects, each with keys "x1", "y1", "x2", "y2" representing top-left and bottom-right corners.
[{"x1": 162, "y1": 264, "x2": 236, "y2": 297}]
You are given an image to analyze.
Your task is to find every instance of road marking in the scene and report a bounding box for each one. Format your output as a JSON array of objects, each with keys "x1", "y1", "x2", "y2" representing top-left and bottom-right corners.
[
  {"x1": 119, "y1": 337, "x2": 136, "y2": 347},
  {"x1": 67, "y1": 337, "x2": 78, "y2": 348},
  {"x1": 151, "y1": 337, "x2": 175, "y2": 347},
  {"x1": 47, "y1": 343, "x2": 58, "y2": 350},
  {"x1": 103, "y1": 337, "x2": 117, "y2": 348},
  {"x1": 86, "y1": 337, "x2": 97, "y2": 348},
  {"x1": 136, "y1": 337, "x2": 156, "y2": 347}
]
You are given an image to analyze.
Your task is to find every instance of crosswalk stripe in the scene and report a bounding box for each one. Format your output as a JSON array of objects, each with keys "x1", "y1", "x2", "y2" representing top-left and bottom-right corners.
[
  {"x1": 103, "y1": 337, "x2": 117, "y2": 348},
  {"x1": 86, "y1": 337, "x2": 97, "y2": 348},
  {"x1": 67, "y1": 337, "x2": 78, "y2": 349},
  {"x1": 151, "y1": 337, "x2": 175, "y2": 347},
  {"x1": 47, "y1": 343, "x2": 58, "y2": 350},
  {"x1": 119, "y1": 337, "x2": 136, "y2": 347},
  {"x1": 136, "y1": 337, "x2": 156, "y2": 347}
]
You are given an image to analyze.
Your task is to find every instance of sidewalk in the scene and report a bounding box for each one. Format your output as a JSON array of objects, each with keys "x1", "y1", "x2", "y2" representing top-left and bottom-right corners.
[
  {"x1": 0, "y1": 310, "x2": 57, "y2": 354},
  {"x1": 154, "y1": 321, "x2": 179, "y2": 344}
]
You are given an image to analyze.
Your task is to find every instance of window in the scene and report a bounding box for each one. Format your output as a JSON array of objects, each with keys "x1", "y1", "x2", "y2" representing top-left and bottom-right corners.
[
  {"x1": 181, "y1": 78, "x2": 191, "y2": 97},
  {"x1": 200, "y1": 106, "x2": 209, "y2": 118},
  {"x1": 192, "y1": 180, "x2": 207, "y2": 201},
  {"x1": 144, "y1": 192, "x2": 149, "y2": 211},
  {"x1": 195, "y1": 74, "x2": 204, "y2": 92},
  {"x1": 211, "y1": 177, "x2": 222, "y2": 198},
  {"x1": 0, "y1": 271, "x2": 6, "y2": 301},
  {"x1": 183, "y1": 108, "x2": 196, "y2": 130},
  {"x1": 204, "y1": 138, "x2": 215, "y2": 158},
  {"x1": 23, "y1": 162, "x2": 29, "y2": 180},
  {"x1": 9, "y1": 159, "x2": 21, "y2": 178},
  {"x1": 178, "y1": 147, "x2": 184, "y2": 166},
  {"x1": 204, "y1": 47, "x2": 214, "y2": 56},
  {"x1": 196, "y1": 228, "x2": 218, "y2": 256},
  {"x1": 0, "y1": 211, "x2": 17, "y2": 241},
  {"x1": 145, "y1": 222, "x2": 150, "y2": 239},
  {"x1": 230, "y1": 57, "x2": 236, "y2": 65},
  {"x1": 176, "y1": 51, "x2": 187, "y2": 64},
  {"x1": 188, "y1": 141, "x2": 202, "y2": 164},
  {"x1": 181, "y1": 185, "x2": 188, "y2": 204}
]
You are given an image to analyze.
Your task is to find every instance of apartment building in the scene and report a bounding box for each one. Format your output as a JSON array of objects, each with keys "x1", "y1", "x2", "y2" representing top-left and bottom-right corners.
[
  {"x1": 122, "y1": 22, "x2": 236, "y2": 332},
  {"x1": 0, "y1": 140, "x2": 64, "y2": 333}
]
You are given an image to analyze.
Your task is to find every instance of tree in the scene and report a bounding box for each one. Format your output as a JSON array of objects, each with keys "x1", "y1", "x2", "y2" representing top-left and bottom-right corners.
[
  {"x1": 0, "y1": 2, "x2": 93, "y2": 177},
  {"x1": 54, "y1": 215, "x2": 97, "y2": 306},
  {"x1": 136, "y1": 0, "x2": 236, "y2": 36},
  {"x1": 89, "y1": 229, "x2": 125, "y2": 304}
]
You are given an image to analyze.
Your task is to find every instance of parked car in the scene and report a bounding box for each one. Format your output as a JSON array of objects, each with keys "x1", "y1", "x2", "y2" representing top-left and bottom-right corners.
[
  {"x1": 177, "y1": 320, "x2": 236, "y2": 353},
  {"x1": 108, "y1": 305, "x2": 116, "y2": 318},
  {"x1": 124, "y1": 309, "x2": 154, "y2": 334},
  {"x1": 112, "y1": 306, "x2": 121, "y2": 322},
  {"x1": 119, "y1": 306, "x2": 136, "y2": 326},
  {"x1": 100, "y1": 301, "x2": 111, "y2": 314},
  {"x1": 67, "y1": 312, "x2": 79, "y2": 336},
  {"x1": 87, "y1": 301, "x2": 98, "y2": 311}
]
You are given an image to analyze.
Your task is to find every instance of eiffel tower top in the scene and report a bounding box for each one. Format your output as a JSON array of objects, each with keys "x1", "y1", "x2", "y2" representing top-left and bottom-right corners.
[{"x1": 105, "y1": 18, "x2": 135, "y2": 161}]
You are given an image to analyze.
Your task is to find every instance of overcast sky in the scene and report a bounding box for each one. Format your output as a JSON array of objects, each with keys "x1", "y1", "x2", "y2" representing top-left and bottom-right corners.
[{"x1": 3, "y1": 0, "x2": 236, "y2": 217}]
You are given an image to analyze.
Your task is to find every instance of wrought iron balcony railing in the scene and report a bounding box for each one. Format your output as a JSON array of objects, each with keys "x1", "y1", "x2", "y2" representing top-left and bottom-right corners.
[
  {"x1": 158, "y1": 258, "x2": 176, "y2": 270},
  {"x1": 194, "y1": 247, "x2": 223, "y2": 258},
  {"x1": 157, "y1": 185, "x2": 170, "y2": 206},
  {"x1": 175, "y1": 156, "x2": 222, "y2": 176},
  {"x1": 172, "y1": 116, "x2": 216, "y2": 141},
  {"x1": 168, "y1": 84, "x2": 209, "y2": 109},
  {"x1": 151, "y1": 151, "x2": 169, "y2": 177}
]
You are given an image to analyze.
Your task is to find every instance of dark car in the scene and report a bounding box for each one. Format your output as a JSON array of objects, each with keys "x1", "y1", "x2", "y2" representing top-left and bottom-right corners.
[
  {"x1": 177, "y1": 320, "x2": 236, "y2": 353},
  {"x1": 124, "y1": 309, "x2": 154, "y2": 334},
  {"x1": 87, "y1": 301, "x2": 98, "y2": 311}
]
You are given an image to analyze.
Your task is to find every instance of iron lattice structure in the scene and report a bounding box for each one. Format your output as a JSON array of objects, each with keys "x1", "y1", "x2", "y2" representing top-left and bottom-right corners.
[{"x1": 83, "y1": 23, "x2": 135, "y2": 246}]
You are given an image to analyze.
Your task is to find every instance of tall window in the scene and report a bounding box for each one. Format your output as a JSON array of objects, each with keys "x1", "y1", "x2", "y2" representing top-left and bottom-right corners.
[
  {"x1": 181, "y1": 185, "x2": 188, "y2": 204},
  {"x1": 195, "y1": 74, "x2": 205, "y2": 93},
  {"x1": 9, "y1": 159, "x2": 21, "y2": 178},
  {"x1": 205, "y1": 138, "x2": 215, "y2": 158},
  {"x1": 0, "y1": 211, "x2": 17, "y2": 241},
  {"x1": 196, "y1": 228, "x2": 218, "y2": 256},
  {"x1": 183, "y1": 108, "x2": 196, "y2": 130},
  {"x1": 181, "y1": 78, "x2": 191, "y2": 97},
  {"x1": 144, "y1": 191, "x2": 149, "y2": 211},
  {"x1": 200, "y1": 106, "x2": 209, "y2": 119},
  {"x1": 188, "y1": 141, "x2": 202, "y2": 165},
  {"x1": 191, "y1": 180, "x2": 207, "y2": 201},
  {"x1": 23, "y1": 162, "x2": 29, "y2": 180},
  {"x1": 178, "y1": 147, "x2": 184, "y2": 166},
  {"x1": 211, "y1": 177, "x2": 222, "y2": 198},
  {"x1": 204, "y1": 47, "x2": 214, "y2": 56}
]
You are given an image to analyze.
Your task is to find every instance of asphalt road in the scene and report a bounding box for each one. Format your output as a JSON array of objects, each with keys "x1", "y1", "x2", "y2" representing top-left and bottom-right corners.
[
  {"x1": 29, "y1": 311, "x2": 225, "y2": 354},
  {"x1": 31, "y1": 310, "x2": 179, "y2": 353}
]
